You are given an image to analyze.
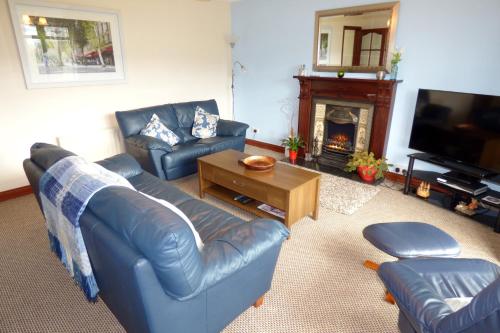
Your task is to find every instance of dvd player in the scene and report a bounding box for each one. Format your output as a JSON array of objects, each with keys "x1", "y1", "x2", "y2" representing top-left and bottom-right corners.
[{"x1": 436, "y1": 177, "x2": 489, "y2": 196}]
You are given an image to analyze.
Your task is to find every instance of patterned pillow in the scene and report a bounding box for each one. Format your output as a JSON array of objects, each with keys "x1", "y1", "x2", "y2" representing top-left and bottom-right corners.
[
  {"x1": 192, "y1": 106, "x2": 220, "y2": 139},
  {"x1": 140, "y1": 114, "x2": 180, "y2": 146}
]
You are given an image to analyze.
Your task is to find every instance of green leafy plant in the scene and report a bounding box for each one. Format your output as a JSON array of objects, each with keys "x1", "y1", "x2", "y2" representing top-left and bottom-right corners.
[
  {"x1": 391, "y1": 48, "x2": 403, "y2": 66},
  {"x1": 345, "y1": 151, "x2": 391, "y2": 179},
  {"x1": 281, "y1": 135, "x2": 304, "y2": 152}
]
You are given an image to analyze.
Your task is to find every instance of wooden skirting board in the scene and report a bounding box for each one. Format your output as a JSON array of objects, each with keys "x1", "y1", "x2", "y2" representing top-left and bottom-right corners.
[
  {"x1": 0, "y1": 185, "x2": 33, "y2": 202},
  {"x1": 245, "y1": 139, "x2": 285, "y2": 153}
]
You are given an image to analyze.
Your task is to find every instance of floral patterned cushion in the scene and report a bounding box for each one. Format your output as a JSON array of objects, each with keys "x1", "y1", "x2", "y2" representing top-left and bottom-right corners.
[
  {"x1": 140, "y1": 114, "x2": 180, "y2": 146},
  {"x1": 192, "y1": 106, "x2": 220, "y2": 139}
]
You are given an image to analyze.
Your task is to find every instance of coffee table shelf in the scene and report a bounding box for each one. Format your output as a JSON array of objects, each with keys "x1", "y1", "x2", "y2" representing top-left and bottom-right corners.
[
  {"x1": 198, "y1": 149, "x2": 321, "y2": 229},
  {"x1": 204, "y1": 185, "x2": 283, "y2": 222}
]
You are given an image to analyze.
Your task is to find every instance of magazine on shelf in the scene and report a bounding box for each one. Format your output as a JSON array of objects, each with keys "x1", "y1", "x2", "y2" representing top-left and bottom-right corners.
[{"x1": 257, "y1": 204, "x2": 285, "y2": 219}]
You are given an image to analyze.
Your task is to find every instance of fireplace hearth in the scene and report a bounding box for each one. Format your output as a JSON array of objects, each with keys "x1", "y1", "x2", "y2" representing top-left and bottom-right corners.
[{"x1": 313, "y1": 100, "x2": 374, "y2": 168}]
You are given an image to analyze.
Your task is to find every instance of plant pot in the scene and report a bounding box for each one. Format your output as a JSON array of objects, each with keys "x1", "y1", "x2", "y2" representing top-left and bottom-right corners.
[
  {"x1": 289, "y1": 150, "x2": 298, "y2": 163},
  {"x1": 357, "y1": 165, "x2": 377, "y2": 183}
]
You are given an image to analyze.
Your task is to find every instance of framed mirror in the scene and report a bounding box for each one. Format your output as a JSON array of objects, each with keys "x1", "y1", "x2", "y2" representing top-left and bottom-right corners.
[{"x1": 313, "y1": 2, "x2": 399, "y2": 73}]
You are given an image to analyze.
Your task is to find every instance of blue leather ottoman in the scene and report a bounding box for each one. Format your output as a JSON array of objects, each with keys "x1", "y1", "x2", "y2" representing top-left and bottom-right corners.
[
  {"x1": 363, "y1": 222, "x2": 461, "y2": 259},
  {"x1": 363, "y1": 222, "x2": 461, "y2": 304}
]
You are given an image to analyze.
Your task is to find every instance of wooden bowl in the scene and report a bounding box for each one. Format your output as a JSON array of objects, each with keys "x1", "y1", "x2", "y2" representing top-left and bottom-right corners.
[{"x1": 240, "y1": 155, "x2": 276, "y2": 171}]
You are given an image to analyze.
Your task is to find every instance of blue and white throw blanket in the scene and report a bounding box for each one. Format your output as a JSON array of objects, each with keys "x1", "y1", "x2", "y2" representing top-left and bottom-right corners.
[{"x1": 39, "y1": 155, "x2": 133, "y2": 301}]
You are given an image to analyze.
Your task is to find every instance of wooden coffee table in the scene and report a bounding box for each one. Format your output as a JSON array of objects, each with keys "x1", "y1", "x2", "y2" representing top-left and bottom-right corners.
[{"x1": 197, "y1": 149, "x2": 321, "y2": 228}]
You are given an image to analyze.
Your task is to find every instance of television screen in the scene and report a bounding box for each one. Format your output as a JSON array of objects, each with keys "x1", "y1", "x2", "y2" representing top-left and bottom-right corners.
[{"x1": 409, "y1": 89, "x2": 500, "y2": 173}]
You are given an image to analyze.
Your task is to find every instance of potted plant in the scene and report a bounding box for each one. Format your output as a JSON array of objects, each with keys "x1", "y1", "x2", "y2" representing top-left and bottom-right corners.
[
  {"x1": 390, "y1": 47, "x2": 403, "y2": 80},
  {"x1": 345, "y1": 151, "x2": 391, "y2": 183},
  {"x1": 282, "y1": 134, "x2": 304, "y2": 163}
]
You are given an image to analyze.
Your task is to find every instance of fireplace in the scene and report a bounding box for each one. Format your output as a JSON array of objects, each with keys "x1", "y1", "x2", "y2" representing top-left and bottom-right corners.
[
  {"x1": 295, "y1": 76, "x2": 401, "y2": 167},
  {"x1": 312, "y1": 100, "x2": 374, "y2": 167}
]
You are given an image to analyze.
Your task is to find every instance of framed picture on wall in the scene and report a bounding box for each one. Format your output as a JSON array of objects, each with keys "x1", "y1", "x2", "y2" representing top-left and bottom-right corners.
[
  {"x1": 317, "y1": 28, "x2": 331, "y2": 65},
  {"x1": 8, "y1": 0, "x2": 126, "y2": 89}
]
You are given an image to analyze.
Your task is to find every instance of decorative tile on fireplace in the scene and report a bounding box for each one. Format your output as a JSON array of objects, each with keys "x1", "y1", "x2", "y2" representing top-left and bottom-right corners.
[{"x1": 312, "y1": 99, "x2": 374, "y2": 168}]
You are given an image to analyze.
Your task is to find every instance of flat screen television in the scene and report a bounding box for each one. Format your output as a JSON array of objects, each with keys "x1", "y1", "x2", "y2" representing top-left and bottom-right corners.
[{"x1": 409, "y1": 89, "x2": 500, "y2": 178}]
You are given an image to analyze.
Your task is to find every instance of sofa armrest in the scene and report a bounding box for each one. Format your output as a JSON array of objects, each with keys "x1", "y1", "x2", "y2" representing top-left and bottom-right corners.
[
  {"x1": 96, "y1": 153, "x2": 143, "y2": 179},
  {"x1": 201, "y1": 219, "x2": 289, "y2": 289},
  {"x1": 217, "y1": 119, "x2": 249, "y2": 137},
  {"x1": 126, "y1": 135, "x2": 173, "y2": 153},
  {"x1": 436, "y1": 278, "x2": 500, "y2": 333},
  {"x1": 378, "y1": 261, "x2": 454, "y2": 332}
]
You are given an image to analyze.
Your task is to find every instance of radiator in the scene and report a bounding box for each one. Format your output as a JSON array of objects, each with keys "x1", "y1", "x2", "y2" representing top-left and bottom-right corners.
[{"x1": 57, "y1": 128, "x2": 124, "y2": 162}]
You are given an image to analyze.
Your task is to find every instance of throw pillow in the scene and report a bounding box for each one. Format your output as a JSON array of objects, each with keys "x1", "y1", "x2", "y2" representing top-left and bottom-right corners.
[
  {"x1": 192, "y1": 106, "x2": 219, "y2": 139},
  {"x1": 140, "y1": 114, "x2": 180, "y2": 146},
  {"x1": 140, "y1": 192, "x2": 204, "y2": 251}
]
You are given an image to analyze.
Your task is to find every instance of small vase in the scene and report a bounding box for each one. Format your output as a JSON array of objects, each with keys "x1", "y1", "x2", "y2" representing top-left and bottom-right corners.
[
  {"x1": 376, "y1": 70, "x2": 386, "y2": 80},
  {"x1": 390, "y1": 63, "x2": 398, "y2": 80},
  {"x1": 289, "y1": 150, "x2": 298, "y2": 163},
  {"x1": 357, "y1": 166, "x2": 377, "y2": 183}
]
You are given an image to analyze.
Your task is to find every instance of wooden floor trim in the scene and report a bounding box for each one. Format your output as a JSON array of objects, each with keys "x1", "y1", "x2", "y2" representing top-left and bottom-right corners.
[
  {"x1": 384, "y1": 171, "x2": 405, "y2": 184},
  {"x1": 0, "y1": 185, "x2": 33, "y2": 202},
  {"x1": 245, "y1": 139, "x2": 285, "y2": 153}
]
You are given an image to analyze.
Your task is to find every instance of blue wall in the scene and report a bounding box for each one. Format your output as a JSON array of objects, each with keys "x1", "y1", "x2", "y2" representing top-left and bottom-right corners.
[{"x1": 231, "y1": 0, "x2": 500, "y2": 175}]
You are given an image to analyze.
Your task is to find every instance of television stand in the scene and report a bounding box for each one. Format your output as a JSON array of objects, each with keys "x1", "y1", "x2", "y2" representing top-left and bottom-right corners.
[{"x1": 403, "y1": 153, "x2": 500, "y2": 233}]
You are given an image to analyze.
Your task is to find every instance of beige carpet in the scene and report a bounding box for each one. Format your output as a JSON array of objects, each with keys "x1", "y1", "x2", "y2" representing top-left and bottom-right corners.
[{"x1": 1, "y1": 146, "x2": 499, "y2": 333}]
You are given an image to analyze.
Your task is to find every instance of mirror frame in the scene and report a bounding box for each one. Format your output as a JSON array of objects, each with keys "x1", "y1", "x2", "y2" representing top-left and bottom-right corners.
[{"x1": 313, "y1": 2, "x2": 400, "y2": 73}]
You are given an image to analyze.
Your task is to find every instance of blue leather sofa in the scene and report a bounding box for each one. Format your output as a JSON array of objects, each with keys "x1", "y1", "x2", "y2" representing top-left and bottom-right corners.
[
  {"x1": 23, "y1": 143, "x2": 289, "y2": 333},
  {"x1": 379, "y1": 258, "x2": 500, "y2": 333},
  {"x1": 115, "y1": 99, "x2": 249, "y2": 180}
]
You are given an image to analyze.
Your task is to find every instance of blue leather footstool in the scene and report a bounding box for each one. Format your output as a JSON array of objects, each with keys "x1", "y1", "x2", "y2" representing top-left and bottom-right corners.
[
  {"x1": 362, "y1": 222, "x2": 461, "y2": 304},
  {"x1": 363, "y1": 222, "x2": 461, "y2": 260}
]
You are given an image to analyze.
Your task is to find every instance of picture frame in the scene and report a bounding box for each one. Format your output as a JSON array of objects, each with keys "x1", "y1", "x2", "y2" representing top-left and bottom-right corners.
[
  {"x1": 8, "y1": 0, "x2": 126, "y2": 88},
  {"x1": 317, "y1": 27, "x2": 331, "y2": 65}
]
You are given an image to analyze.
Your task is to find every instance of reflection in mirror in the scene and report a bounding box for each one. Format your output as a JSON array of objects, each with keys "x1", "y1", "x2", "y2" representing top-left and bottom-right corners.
[{"x1": 313, "y1": 2, "x2": 399, "y2": 73}]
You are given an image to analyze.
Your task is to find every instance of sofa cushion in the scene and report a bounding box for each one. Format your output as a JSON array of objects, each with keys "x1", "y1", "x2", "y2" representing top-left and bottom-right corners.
[
  {"x1": 140, "y1": 192, "x2": 204, "y2": 251},
  {"x1": 116, "y1": 104, "x2": 178, "y2": 138},
  {"x1": 173, "y1": 100, "x2": 220, "y2": 128},
  {"x1": 175, "y1": 127, "x2": 199, "y2": 144},
  {"x1": 162, "y1": 142, "x2": 211, "y2": 169},
  {"x1": 86, "y1": 186, "x2": 204, "y2": 299},
  {"x1": 140, "y1": 114, "x2": 180, "y2": 146},
  {"x1": 192, "y1": 107, "x2": 219, "y2": 139},
  {"x1": 177, "y1": 199, "x2": 245, "y2": 242},
  {"x1": 128, "y1": 172, "x2": 193, "y2": 206}
]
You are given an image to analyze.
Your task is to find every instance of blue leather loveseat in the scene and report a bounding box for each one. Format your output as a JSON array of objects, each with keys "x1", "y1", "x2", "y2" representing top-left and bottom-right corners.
[
  {"x1": 115, "y1": 99, "x2": 249, "y2": 180},
  {"x1": 23, "y1": 143, "x2": 289, "y2": 333}
]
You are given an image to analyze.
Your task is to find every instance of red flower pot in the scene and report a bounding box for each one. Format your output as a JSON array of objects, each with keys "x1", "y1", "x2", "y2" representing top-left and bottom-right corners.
[
  {"x1": 357, "y1": 165, "x2": 377, "y2": 183},
  {"x1": 289, "y1": 150, "x2": 298, "y2": 163}
]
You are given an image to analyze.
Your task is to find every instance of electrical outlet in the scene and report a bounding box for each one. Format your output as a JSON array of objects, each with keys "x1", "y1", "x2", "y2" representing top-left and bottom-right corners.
[
  {"x1": 391, "y1": 164, "x2": 407, "y2": 175},
  {"x1": 252, "y1": 128, "x2": 259, "y2": 134}
]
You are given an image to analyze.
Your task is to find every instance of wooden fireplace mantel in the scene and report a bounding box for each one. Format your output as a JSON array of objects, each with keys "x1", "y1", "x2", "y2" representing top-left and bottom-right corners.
[{"x1": 294, "y1": 76, "x2": 401, "y2": 158}]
